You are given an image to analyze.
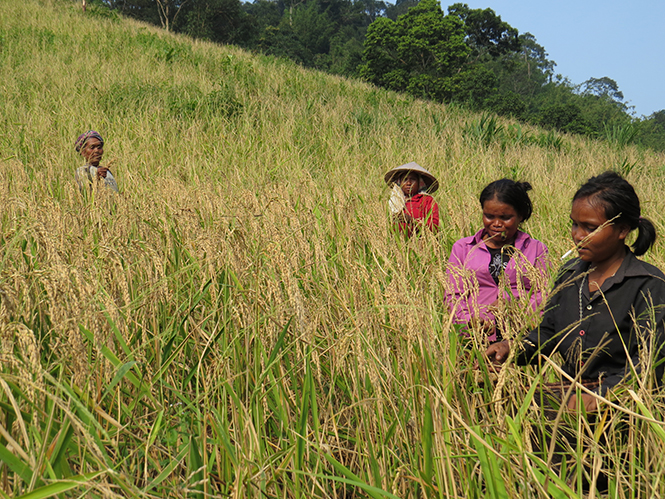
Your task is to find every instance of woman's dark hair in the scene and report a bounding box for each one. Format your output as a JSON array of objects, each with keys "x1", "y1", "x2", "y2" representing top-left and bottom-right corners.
[
  {"x1": 573, "y1": 170, "x2": 656, "y2": 256},
  {"x1": 479, "y1": 179, "x2": 533, "y2": 222}
]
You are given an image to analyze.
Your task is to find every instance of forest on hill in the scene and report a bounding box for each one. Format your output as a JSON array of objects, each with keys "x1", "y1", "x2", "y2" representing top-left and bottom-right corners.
[{"x1": 95, "y1": 0, "x2": 665, "y2": 151}]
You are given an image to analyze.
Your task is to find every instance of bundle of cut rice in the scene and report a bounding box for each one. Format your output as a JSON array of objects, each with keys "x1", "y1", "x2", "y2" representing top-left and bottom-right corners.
[{"x1": 388, "y1": 184, "x2": 405, "y2": 214}]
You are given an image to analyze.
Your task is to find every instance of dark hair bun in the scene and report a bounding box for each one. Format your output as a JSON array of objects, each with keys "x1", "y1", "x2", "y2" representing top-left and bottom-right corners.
[
  {"x1": 479, "y1": 178, "x2": 534, "y2": 222},
  {"x1": 517, "y1": 181, "x2": 532, "y2": 193}
]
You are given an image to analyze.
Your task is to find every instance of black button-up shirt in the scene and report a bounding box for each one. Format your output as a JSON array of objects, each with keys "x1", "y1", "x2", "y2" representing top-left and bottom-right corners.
[{"x1": 518, "y1": 250, "x2": 665, "y2": 395}]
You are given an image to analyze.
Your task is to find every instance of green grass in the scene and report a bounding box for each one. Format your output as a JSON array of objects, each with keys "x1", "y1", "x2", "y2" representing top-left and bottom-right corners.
[{"x1": 1, "y1": 0, "x2": 665, "y2": 496}]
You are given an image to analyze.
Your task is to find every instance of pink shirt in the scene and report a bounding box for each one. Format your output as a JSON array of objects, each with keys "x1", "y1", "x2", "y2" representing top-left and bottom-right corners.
[{"x1": 446, "y1": 229, "x2": 549, "y2": 329}]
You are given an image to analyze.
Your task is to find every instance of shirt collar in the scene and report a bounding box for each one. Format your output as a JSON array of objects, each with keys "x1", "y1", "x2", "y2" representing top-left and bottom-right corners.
[
  {"x1": 472, "y1": 229, "x2": 526, "y2": 246},
  {"x1": 569, "y1": 248, "x2": 649, "y2": 298},
  {"x1": 611, "y1": 248, "x2": 653, "y2": 279}
]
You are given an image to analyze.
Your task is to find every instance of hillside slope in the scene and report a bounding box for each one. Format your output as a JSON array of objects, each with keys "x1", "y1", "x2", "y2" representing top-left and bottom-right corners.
[
  {"x1": 2, "y1": 0, "x2": 664, "y2": 255},
  {"x1": 2, "y1": 0, "x2": 665, "y2": 496}
]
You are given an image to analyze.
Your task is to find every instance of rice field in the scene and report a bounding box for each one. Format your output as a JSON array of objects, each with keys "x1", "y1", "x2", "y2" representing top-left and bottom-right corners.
[{"x1": 2, "y1": 0, "x2": 665, "y2": 496}]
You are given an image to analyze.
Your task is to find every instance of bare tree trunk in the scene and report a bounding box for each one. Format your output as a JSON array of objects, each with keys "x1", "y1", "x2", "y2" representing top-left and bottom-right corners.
[
  {"x1": 156, "y1": 0, "x2": 170, "y2": 30},
  {"x1": 156, "y1": 0, "x2": 191, "y2": 32},
  {"x1": 171, "y1": 0, "x2": 191, "y2": 29},
  {"x1": 82, "y1": 0, "x2": 86, "y2": 12},
  {"x1": 287, "y1": 0, "x2": 305, "y2": 26}
]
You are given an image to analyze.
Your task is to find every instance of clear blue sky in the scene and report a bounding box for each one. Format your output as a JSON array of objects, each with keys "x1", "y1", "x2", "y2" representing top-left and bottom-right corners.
[{"x1": 459, "y1": 0, "x2": 665, "y2": 118}]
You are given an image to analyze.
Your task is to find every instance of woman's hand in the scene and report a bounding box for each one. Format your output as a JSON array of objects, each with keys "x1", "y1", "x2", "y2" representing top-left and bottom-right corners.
[
  {"x1": 485, "y1": 340, "x2": 510, "y2": 367},
  {"x1": 566, "y1": 393, "x2": 598, "y2": 412},
  {"x1": 96, "y1": 166, "x2": 109, "y2": 179}
]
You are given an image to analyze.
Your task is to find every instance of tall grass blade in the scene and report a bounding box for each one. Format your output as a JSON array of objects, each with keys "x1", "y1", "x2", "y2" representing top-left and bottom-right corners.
[
  {"x1": 13, "y1": 471, "x2": 107, "y2": 499},
  {"x1": 321, "y1": 453, "x2": 399, "y2": 499},
  {"x1": 0, "y1": 441, "x2": 32, "y2": 482},
  {"x1": 470, "y1": 425, "x2": 508, "y2": 499}
]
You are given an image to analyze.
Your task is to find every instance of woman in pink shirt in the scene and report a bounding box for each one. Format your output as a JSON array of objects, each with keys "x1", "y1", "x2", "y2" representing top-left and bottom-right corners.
[
  {"x1": 384, "y1": 162, "x2": 440, "y2": 237},
  {"x1": 446, "y1": 179, "x2": 548, "y2": 342}
]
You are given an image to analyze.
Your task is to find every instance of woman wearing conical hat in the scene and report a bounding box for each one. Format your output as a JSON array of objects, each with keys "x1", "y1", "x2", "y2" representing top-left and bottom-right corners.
[{"x1": 384, "y1": 162, "x2": 439, "y2": 238}]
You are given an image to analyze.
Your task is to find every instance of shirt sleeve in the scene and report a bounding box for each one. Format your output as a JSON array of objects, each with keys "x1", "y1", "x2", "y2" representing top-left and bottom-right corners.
[
  {"x1": 598, "y1": 282, "x2": 665, "y2": 395},
  {"x1": 517, "y1": 304, "x2": 558, "y2": 364},
  {"x1": 445, "y1": 240, "x2": 473, "y2": 324},
  {"x1": 516, "y1": 268, "x2": 566, "y2": 364},
  {"x1": 104, "y1": 171, "x2": 119, "y2": 192},
  {"x1": 527, "y1": 241, "x2": 549, "y2": 312},
  {"x1": 424, "y1": 198, "x2": 439, "y2": 232}
]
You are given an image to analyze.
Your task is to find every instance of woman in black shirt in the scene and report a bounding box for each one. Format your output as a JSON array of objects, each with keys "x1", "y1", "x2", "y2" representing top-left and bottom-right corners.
[{"x1": 486, "y1": 171, "x2": 665, "y2": 411}]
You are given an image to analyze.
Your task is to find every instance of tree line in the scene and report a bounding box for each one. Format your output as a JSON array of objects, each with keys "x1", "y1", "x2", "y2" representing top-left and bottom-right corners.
[{"x1": 94, "y1": 0, "x2": 665, "y2": 151}]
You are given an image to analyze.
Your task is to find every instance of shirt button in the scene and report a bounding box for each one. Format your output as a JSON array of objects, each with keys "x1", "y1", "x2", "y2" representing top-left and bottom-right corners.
[
  {"x1": 586, "y1": 305, "x2": 592, "y2": 310},
  {"x1": 579, "y1": 330, "x2": 585, "y2": 336}
]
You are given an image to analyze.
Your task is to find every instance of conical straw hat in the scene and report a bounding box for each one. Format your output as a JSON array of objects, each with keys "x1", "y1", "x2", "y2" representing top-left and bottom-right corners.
[{"x1": 384, "y1": 162, "x2": 439, "y2": 193}]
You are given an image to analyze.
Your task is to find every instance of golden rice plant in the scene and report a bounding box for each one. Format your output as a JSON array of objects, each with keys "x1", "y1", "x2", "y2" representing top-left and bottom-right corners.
[{"x1": 1, "y1": 0, "x2": 665, "y2": 496}]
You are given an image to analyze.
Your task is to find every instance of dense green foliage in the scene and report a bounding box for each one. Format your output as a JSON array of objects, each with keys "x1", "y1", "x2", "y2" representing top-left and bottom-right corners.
[
  {"x1": 359, "y1": 0, "x2": 470, "y2": 100},
  {"x1": 96, "y1": 0, "x2": 665, "y2": 152}
]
